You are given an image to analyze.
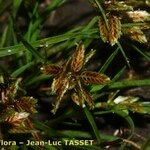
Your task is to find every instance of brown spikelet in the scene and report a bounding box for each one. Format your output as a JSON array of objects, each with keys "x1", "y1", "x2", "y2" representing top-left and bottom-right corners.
[
  {"x1": 124, "y1": 27, "x2": 147, "y2": 43},
  {"x1": 84, "y1": 49, "x2": 96, "y2": 65},
  {"x1": 108, "y1": 15, "x2": 122, "y2": 46},
  {"x1": 51, "y1": 76, "x2": 68, "y2": 94},
  {"x1": 51, "y1": 76, "x2": 63, "y2": 94},
  {"x1": 6, "y1": 78, "x2": 22, "y2": 100},
  {"x1": 71, "y1": 89, "x2": 94, "y2": 109},
  {"x1": 10, "y1": 127, "x2": 35, "y2": 133},
  {"x1": 71, "y1": 92, "x2": 80, "y2": 106},
  {"x1": 71, "y1": 44, "x2": 85, "y2": 72},
  {"x1": 51, "y1": 77, "x2": 69, "y2": 114},
  {"x1": 57, "y1": 77, "x2": 69, "y2": 99},
  {"x1": 40, "y1": 64, "x2": 62, "y2": 75},
  {"x1": 9, "y1": 119, "x2": 38, "y2": 134},
  {"x1": 14, "y1": 97, "x2": 37, "y2": 113},
  {"x1": 98, "y1": 15, "x2": 121, "y2": 46},
  {"x1": 98, "y1": 17, "x2": 108, "y2": 43},
  {"x1": 82, "y1": 89, "x2": 94, "y2": 109},
  {"x1": 5, "y1": 112, "x2": 29, "y2": 126},
  {"x1": 81, "y1": 71, "x2": 110, "y2": 85},
  {"x1": 126, "y1": 11, "x2": 150, "y2": 22}
]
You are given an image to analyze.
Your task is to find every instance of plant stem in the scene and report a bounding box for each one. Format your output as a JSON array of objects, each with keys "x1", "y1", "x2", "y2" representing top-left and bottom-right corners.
[
  {"x1": 91, "y1": 79, "x2": 150, "y2": 92},
  {"x1": 84, "y1": 107, "x2": 102, "y2": 144}
]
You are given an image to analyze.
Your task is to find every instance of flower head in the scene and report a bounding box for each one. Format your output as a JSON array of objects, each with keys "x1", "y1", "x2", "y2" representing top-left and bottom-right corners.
[
  {"x1": 98, "y1": 14, "x2": 122, "y2": 46},
  {"x1": 127, "y1": 10, "x2": 150, "y2": 22},
  {"x1": 0, "y1": 77, "x2": 38, "y2": 134},
  {"x1": 96, "y1": 0, "x2": 150, "y2": 45},
  {"x1": 41, "y1": 43, "x2": 110, "y2": 114}
]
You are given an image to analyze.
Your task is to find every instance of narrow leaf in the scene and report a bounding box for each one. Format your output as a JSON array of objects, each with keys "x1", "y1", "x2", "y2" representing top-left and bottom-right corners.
[
  {"x1": 99, "y1": 47, "x2": 119, "y2": 73},
  {"x1": 112, "y1": 66, "x2": 126, "y2": 82},
  {"x1": 0, "y1": 28, "x2": 97, "y2": 57},
  {"x1": 11, "y1": 61, "x2": 34, "y2": 78},
  {"x1": 132, "y1": 45, "x2": 150, "y2": 60},
  {"x1": 20, "y1": 36, "x2": 44, "y2": 60},
  {"x1": 91, "y1": 79, "x2": 150, "y2": 92},
  {"x1": 84, "y1": 107, "x2": 102, "y2": 144}
]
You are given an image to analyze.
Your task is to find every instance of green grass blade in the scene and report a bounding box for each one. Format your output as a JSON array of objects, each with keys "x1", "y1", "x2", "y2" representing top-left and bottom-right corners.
[
  {"x1": 19, "y1": 35, "x2": 45, "y2": 61},
  {"x1": 45, "y1": 0, "x2": 67, "y2": 13},
  {"x1": 24, "y1": 2, "x2": 40, "y2": 62},
  {"x1": 109, "y1": 79, "x2": 150, "y2": 89},
  {"x1": 113, "y1": 109, "x2": 134, "y2": 150},
  {"x1": 91, "y1": 79, "x2": 150, "y2": 92},
  {"x1": 117, "y1": 41, "x2": 131, "y2": 68},
  {"x1": 112, "y1": 66, "x2": 126, "y2": 82},
  {"x1": 84, "y1": 107, "x2": 102, "y2": 144},
  {"x1": 48, "y1": 109, "x2": 74, "y2": 126},
  {"x1": 0, "y1": 28, "x2": 98, "y2": 57},
  {"x1": 59, "y1": 130, "x2": 119, "y2": 143},
  {"x1": 83, "y1": 16, "x2": 99, "y2": 31},
  {"x1": 11, "y1": 61, "x2": 35, "y2": 78},
  {"x1": 13, "y1": 0, "x2": 22, "y2": 17},
  {"x1": 0, "y1": 25, "x2": 8, "y2": 47},
  {"x1": 115, "y1": 111, "x2": 134, "y2": 150},
  {"x1": 94, "y1": 110, "x2": 114, "y2": 115},
  {"x1": 94, "y1": 106, "x2": 135, "y2": 149},
  {"x1": 94, "y1": 0, "x2": 108, "y2": 28},
  {"x1": 60, "y1": 130, "x2": 92, "y2": 138},
  {"x1": 2, "y1": 18, "x2": 15, "y2": 47},
  {"x1": 99, "y1": 47, "x2": 119, "y2": 73},
  {"x1": 132, "y1": 45, "x2": 150, "y2": 60},
  {"x1": 25, "y1": 74, "x2": 51, "y2": 86},
  {"x1": 122, "y1": 22, "x2": 149, "y2": 28},
  {"x1": 114, "y1": 109, "x2": 134, "y2": 136},
  {"x1": 25, "y1": 2, "x2": 40, "y2": 42}
]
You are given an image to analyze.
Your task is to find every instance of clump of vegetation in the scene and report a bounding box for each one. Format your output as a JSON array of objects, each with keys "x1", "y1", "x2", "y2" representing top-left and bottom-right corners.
[{"x1": 0, "y1": 0, "x2": 150, "y2": 150}]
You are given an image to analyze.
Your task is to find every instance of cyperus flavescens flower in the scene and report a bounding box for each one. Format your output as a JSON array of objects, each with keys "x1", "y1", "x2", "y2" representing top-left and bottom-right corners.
[
  {"x1": 41, "y1": 44, "x2": 110, "y2": 114},
  {"x1": 97, "y1": 0, "x2": 150, "y2": 45},
  {"x1": 0, "y1": 77, "x2": 38, "y2": 136}
]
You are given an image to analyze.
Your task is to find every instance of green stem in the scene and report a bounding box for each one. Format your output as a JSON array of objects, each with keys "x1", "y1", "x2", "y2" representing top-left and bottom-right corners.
[
  {"x1": 132, "y1": 45, "x2": 150, "y2": 61},
  {"x1": 117, "y1": 41, "x2": 131, "y2": 68},
  {"x1": 95, "y1": 0, "x2": 109, "y2": 29}
]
